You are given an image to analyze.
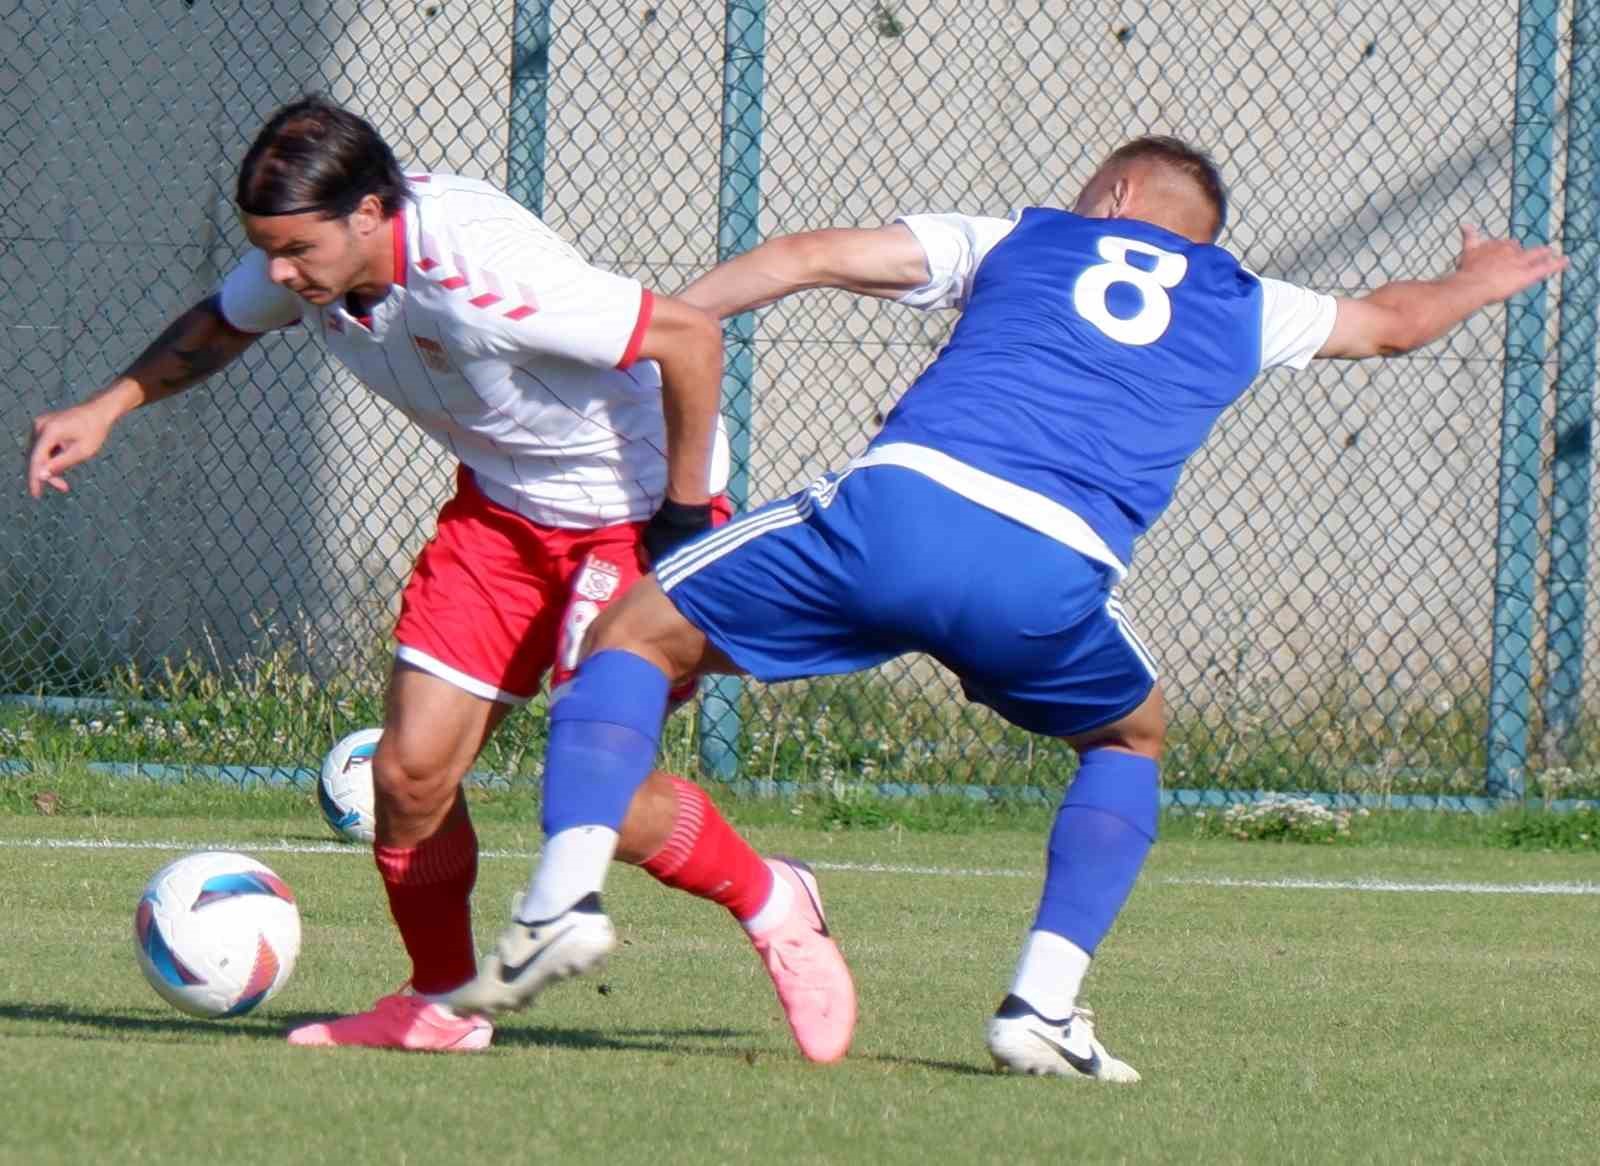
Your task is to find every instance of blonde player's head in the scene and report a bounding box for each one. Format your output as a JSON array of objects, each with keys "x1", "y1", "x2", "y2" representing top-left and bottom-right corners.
[
  {"x1": 234, "y1": 96, "x2": 411, "y2": 304},
  {"x1": 1073, "y1": 136, "x2": 1229, "y2": 245}
]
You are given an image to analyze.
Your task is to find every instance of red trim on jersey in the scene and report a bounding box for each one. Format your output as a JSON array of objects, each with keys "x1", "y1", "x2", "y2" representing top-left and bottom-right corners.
[
  {"x1": 391, "y1": 214, "x2": 408, "y2": 289},
  {"x1": 617, "y1": 288, "x2": 655, "y2": 369}
]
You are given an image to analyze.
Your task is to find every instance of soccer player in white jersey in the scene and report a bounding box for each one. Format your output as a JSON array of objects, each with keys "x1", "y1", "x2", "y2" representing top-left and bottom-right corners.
[
  {"x1": 447, "y1": 136, "x2": 1565, "y2": 1078},
  {"x1": 24, "y1": 97, "x2": 855, "y2": 1060}
]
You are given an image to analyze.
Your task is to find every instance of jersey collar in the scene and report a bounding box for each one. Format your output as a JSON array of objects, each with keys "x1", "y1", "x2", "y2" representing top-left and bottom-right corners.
[{"x1": 391, "y1": 211, "x2": 408, "y2": 289}]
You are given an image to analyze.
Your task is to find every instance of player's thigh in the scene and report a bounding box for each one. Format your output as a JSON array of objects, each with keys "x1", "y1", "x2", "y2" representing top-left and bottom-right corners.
[
  {"x1": 376, "y1": 660, "x2": 513, "y2": 788},
  {"x1": 549, "y1": 514, "x2": 737, "y2": 690},
  {"x1": 394, "y1": 469, "x2": 567, "y2": 702},
  {"x1": 583, "y1": 573, "x2": 742, "y2": 684},
  {"x1": 653, "y1": 482, "x2": 897, "y2": 683},
  {"x1": 956, "y1": 586, "x2": 1160, "y2": 741}
]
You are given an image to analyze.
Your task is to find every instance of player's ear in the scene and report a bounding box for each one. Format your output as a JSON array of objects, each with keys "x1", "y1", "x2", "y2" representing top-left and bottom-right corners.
[
  {"x1": 1108, "y1": 177, "x2": 1132, "y2": 220},
  {"x1": 350, "y1": 193, "x2": 386, "y2": 238}
]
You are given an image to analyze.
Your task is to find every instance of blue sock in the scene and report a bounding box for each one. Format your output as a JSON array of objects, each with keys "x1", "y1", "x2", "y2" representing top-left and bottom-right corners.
[
  {"x1": 539, "y1": 650, "x2": 670, "y2": 836},
  {"x1": 1033, "y1": 748, "x2": 1159, "y2": 954}
]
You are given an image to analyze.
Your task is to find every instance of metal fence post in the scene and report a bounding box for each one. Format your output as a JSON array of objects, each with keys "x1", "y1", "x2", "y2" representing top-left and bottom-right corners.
[
  {"x1": 1542, "y1": 0, "x2": 1600, "y2": 763},
  {"x1": 507, "y1": 0, "x2": 553, "y2": 216},
  {"x1": 1488, "y1": 0, "x2": 1562, "y2": 799},
  {"x1": 696, "y1": 0, "x2": 767, "y2": 781}
]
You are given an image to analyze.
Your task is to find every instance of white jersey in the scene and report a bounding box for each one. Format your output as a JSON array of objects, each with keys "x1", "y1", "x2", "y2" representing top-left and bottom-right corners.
[{"x1": 218, "y1": 172, "x2": 730, "y2": 528}]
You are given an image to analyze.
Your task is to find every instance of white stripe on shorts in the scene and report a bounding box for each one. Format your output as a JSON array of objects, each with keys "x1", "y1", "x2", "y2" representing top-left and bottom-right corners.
[
  {"x1": 656, "y1": 496, "x2": 813, "y2": 592},
  {"x1": 394, "y1": 646, "x2": 531, "y2": 705},
  {"x1": 1105, "y1": 595, "x2": 1158, "y2": 679}
]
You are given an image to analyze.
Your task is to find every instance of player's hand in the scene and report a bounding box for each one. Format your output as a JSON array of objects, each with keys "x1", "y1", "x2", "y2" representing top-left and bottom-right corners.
[
  {"x1": 1455, "y1": 224, "x2": 1568, "y2": 303},
  {"x1": 640, "y1": 497, "x2": 713, "y2": 568},
  {"x1": 25, "y1": 400, "x2": 117, "y2": 498}
]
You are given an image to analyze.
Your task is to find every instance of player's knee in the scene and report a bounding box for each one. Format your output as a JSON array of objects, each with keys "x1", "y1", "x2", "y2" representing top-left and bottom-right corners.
[
  {"x1": 1068, "y1": 684, "x2": 1166, "y2": 760},
  {"x1": 582, "y1": 599, "x2": 636, "y2": 655},
  {"x1": 371, "y1": 734, "x2": 462, "y2": 817},
  {"x1": 1122, "y1": 721, "x2": 1166, "y2": 761},
  {"x1": 1120, "y1": 685, "x2": 1167, "y2": 759},
  {"x1": 583, "y1": 581, "x2": 703, "y2": 684}
]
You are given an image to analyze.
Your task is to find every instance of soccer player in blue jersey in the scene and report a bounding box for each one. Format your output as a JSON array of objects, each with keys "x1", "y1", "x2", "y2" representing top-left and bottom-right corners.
[{"x1": 449, "y1": 136, "x2": 1565, "y2": 1078}]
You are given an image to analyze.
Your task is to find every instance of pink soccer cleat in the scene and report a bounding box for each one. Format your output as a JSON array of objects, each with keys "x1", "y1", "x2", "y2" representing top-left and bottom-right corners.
[
  {"x1": 286, "y1": 992, "x2": 492, "y2": 1053},
  {"x1": 748, "y1": 857, "x2": 857, "y2": 1064}
]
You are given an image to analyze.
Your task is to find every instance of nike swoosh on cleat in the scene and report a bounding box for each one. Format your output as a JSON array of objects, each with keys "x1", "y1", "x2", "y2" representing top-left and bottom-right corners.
[
  {"x1": 497, "y1": 924, "x2": 576, "y2": 983},
  {"x1": 776, "y1": 860, "x2": 831, "y2": 938},
  {"x1": 1027, "y1": 1027, "x2": 1101, "y2": 1077}
]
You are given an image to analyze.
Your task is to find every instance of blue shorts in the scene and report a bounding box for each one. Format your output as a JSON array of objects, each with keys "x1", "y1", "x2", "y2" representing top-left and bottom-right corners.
[{"x1": 655, "y1": 467, "x2": 1158, "y2": 738}]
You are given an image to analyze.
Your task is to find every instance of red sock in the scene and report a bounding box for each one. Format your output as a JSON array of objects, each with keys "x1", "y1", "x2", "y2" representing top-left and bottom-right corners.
[
  {"x1": 374, "y1": 814, "x2": 479, "y2": 995},
  {"x1": 642, "y1": 776, "x2": 774, "y2": 922}
]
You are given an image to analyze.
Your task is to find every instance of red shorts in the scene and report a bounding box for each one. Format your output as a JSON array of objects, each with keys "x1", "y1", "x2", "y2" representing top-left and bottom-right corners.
[{"x1": 394, "y1": 468, "x2": 731, "y2": 703}]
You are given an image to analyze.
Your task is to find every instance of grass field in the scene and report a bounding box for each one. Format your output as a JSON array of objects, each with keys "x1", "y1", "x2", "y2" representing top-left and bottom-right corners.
[{"x1": 2, "y1": 784, "x2": 1598, "y2": 1166}]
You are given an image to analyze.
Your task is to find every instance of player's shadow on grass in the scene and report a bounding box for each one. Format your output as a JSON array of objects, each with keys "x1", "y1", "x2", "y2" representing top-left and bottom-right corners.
[
  {"x1": 0, "y1": 1000, "x2": 327, "y2": 1043},
  {"x1": 862, "y1": 1053, "x2": 996, "y2": 1078},
  {"x1": 0, "y1": 1002, "x2": 757, "y2": 1054},
  {"x1": 498, "y1": 1027, "x2": 994, "y2": 1075},
  {"x1": 493, "y1": 1023, "x2": 755, "y2": 1057},
  {"x1": 4, "y1": 1004, "x2": 993, "y2": 1075}
]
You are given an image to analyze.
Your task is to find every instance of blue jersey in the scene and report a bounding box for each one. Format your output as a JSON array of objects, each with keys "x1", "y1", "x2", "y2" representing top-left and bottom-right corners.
[
  {"x1": 867, "y1": 208, "x2": 1335, "y2": 572},
  {"x1": 654, "y1": 207, "x2": 1336, "y2": 728}
]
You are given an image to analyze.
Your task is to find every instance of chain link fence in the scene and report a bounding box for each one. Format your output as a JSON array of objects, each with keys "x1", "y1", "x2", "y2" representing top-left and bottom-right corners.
[{"x1": 3, "y1": 1, "x2": 1596, "y2": 803}]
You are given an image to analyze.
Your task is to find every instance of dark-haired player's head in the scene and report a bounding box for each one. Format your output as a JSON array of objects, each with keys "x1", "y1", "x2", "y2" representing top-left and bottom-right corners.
[
  {"x1": 1074, "y1": 136, "x2": 1229, "y2": 244},
  {"x1": 235, "y1": 96, "x2": 411, "y2": 303}
]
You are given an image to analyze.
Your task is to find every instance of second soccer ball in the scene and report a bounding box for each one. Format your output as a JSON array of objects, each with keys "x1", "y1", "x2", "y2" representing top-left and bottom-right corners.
[{"x1": 317, "y1": 727, "x2": 382, "y2": 844}]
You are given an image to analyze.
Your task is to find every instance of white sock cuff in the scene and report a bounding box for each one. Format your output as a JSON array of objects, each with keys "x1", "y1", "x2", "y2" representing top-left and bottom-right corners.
[
  {"x1": 518, "y1": 826, "x2": 620, "y2": 922},
  {"x1": 1009, "y1": 929, "x2": 1092, "y2": 1020},
  {"x1": 740, "y1": 863, "x2": 794, "y2": 934}
]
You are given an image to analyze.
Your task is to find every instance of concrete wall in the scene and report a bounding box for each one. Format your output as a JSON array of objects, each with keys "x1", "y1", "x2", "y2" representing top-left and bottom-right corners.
[{"x1": 1, "y1": 1, "x2": 1583, "y2": 737}]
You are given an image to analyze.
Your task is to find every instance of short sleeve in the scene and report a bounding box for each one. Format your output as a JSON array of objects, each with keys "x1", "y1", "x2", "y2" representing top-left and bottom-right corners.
[
  {"x1": 217, "y1": 249, "x2": 304, "y2": 333},
  {"x1": 1257, "y1": 276, "x2": 1338, "y2": 371},
  {"x1": 454, "y1": 226, "x2": 652, "y2": 370},
  {"x1": 894, "y1": 213, "x2": 1018, "y2": 311}
]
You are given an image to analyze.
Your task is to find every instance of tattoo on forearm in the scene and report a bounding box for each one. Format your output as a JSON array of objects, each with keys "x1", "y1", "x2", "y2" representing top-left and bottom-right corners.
[
  {"x1": 162, "y1": 342, "x2": 227, "y2": 388},
  {"x1": 136, "y1": 295, "x2": 232, "y2": 391},
  {"x1": 131, "y1": 314, "x2": 192, "y2": 375}
]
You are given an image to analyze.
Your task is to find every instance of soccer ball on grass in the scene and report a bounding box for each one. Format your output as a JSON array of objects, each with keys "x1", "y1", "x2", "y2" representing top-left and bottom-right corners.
[{"x1": 133, "y1": 851, "x2": 301, "y2": 1018}]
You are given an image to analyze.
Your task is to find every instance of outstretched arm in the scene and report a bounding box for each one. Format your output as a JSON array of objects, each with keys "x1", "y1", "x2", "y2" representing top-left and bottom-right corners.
[
  {"x1": 25, "y1": 296, "x2": 259, "y2": 497},
  {"x1": 677, "y1": 225, "x2": 933, "y2": 319},
  {"x1": 1317, "y1": 226, "x2": 1566, "y2": 359}
]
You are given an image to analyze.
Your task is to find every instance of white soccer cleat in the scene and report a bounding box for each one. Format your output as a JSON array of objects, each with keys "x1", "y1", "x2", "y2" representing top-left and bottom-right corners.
[
  {"x1": 445, "y1": 892, "x2": 616, "y2": 1015},
  {"x1": 985, "y1": 994, "x2": 1141, "y2": 1083}
]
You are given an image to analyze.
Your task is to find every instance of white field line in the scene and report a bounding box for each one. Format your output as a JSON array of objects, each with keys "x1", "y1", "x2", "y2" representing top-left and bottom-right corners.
[{"x1": 4, "y1": 835, "x2": 1599, "y2": 896}]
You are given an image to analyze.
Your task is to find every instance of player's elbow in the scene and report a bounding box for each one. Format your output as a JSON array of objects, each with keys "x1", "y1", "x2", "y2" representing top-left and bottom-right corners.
[
  {"x1": 639, "y1": 294, "x2": 725, "y2": 367},
  {"x1": 1377, "y1": 316, "x2": 1432, "y2": 357},
  {"x1": 677, "y1": 299, "x2": 724, "y2": 354}
]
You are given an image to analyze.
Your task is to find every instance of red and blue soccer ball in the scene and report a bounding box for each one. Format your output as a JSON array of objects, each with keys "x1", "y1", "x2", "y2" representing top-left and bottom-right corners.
[{"x1": 133, "y1": 851, "x2": 301, "y2": 1018}]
